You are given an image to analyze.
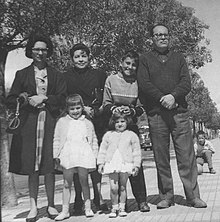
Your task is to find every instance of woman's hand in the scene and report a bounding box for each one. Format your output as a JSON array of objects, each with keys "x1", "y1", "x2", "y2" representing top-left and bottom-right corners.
[
  {"x1": 18, "y1": 92, "x2": 29, "y2": 104},
  {"x1": 98, "y1": 164, "x2": 104, "y2": 174},
  {"x1": 28, "y1": 95, "x2": 48, "y2": 107},
  {"x1": 132, "y1": 166, "x2": 139, "y2": 176},
  {"x1": 84, "y1": 106, "x2": 95, "y2": 118}
]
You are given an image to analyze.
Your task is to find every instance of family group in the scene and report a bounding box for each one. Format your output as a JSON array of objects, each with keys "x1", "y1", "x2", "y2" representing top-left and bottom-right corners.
[{"x1": 6, "y1": 24, "x2": 209, "y2": 222}]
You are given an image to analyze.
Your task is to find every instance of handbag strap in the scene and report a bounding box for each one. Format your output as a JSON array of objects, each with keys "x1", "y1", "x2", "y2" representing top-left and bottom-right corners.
[{"x1": 15, "y1": 98, "x2": 20, "y2": 117}]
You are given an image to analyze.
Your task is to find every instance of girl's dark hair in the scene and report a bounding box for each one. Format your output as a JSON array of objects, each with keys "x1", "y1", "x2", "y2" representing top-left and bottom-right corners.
[
  {"x1": 108, "y1": 111, "x2": 133, "y2": 130},
  {"x1": 121, "y1": 50, "x2": 139, "y2": 68},
  {"x1": 149, "y1": 23, "x2": 170, "y2": 37},
  {"x1": 70, "y1": 43, "x2": 90, "y2": 58},
  {"x1": 25, "y1": 32, "x2": 53, "y2": 59}
]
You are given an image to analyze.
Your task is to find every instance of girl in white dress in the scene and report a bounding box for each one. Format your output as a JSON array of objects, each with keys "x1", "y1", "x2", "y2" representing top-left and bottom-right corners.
[
  {"x1": 53, "y1": 94, "x2": 98, "y2": 220},
  {"x1": 97, "y1": 111, "x2": 141, "y2": 218}
]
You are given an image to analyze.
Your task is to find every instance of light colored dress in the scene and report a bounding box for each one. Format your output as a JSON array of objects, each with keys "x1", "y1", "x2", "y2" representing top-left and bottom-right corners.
[
  {"x1": 103, "y1": 149, "x2": 133, "y2": 175},
  {"x1": 59, "y1": 115, "x2": 96, "y2": 171}
]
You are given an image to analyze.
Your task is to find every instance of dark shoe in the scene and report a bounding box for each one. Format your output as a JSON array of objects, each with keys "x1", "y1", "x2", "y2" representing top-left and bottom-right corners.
[
  {"x1": 187, "y1": 197, "x2": 207, "y2": 208},
  {"x1": 46, "y1": 206, "x2": 58, "y2": 220},
  {"x1": 26, "y1": 217, "x2": 36, "y2": 222},
  {"x1": 210, "y1": 168, "x2": 216, "y2": 174},
  {"x1": 99, "y1": 203, "x2": 109, "y2": 211},
  {"x1": 139, "y1": 202, "x2": 150, "y2": 212},
  {"x1": 157, "y1": 199, "x2": 174, "y2": 209}
]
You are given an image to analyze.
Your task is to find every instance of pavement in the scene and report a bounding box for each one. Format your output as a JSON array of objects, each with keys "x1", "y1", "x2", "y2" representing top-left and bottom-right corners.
[{"x1": 2, "y1": 138, "x2": 220, "y2": 222}]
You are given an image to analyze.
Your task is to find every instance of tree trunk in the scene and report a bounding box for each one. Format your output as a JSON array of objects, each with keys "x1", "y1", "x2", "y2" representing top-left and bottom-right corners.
[{"x1": 0, "y1": 48, "x2": 18, "y2": 207}]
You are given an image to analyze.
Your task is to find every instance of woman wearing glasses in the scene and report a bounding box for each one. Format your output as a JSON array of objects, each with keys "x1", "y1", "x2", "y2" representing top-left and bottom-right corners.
[{"x1": 6, "y1": 32, "x2": 66, "y2": 222}]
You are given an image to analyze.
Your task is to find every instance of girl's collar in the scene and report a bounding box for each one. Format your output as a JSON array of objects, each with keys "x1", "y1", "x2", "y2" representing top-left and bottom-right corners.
[{"x1": 67, "y1": 114, "x2": 85, "y2": 120}]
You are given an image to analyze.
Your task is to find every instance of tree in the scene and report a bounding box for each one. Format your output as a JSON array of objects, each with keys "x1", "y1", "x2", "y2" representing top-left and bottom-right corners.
[
  {"x1": 187, "y1": 71, "x2": 218, "y2": 135},
  {"x1": 51, "y1": 0, "x2": 212, "y2": 72}
]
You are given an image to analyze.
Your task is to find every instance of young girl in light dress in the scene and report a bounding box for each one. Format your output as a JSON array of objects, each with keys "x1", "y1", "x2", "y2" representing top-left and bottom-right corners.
[
  {"x1": 97, "y1": 111, "x2": 141, "y2": 218},
  {"x1": 53, "y1": 94, "x2": 98, "y2": 220}
]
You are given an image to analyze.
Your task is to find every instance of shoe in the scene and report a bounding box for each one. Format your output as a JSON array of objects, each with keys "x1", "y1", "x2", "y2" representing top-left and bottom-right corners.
[
  {"x1": 46, "y1": 206, "x2": 58, "y2": 219},
  {"x1": 118, "y1": 208, "x2": 127, "y2": 217},
  {"x1": 139, "y1": 202, "x2": 150, "y2": 212},
  {"x1": 187, "y1": 197, "x2": 207, "y2": 208},
  {"x1": 99, "y1": 203, "x2": 109, "y2": 211},
  {"x1": 109, "y1": 208, "x2": 117, "y2": 218},
  {"x1": 26, "y1": 209, "x2": 37, "y2": 222},
  {"x1": 55, "y1": 212, "x2": 70, "y2": 221},
  {"x1": 210, "y1": 168, "x2": 216, "y2": 174},
  {"x1": 26, "y1": 217, "x2": 36, "y2": 222},
  {"x1": 157, "y1": 199, "x2": 174, "y2": 209},
  {"x1": 85, "y1": 209, "x2": 94, "y2": 217}
]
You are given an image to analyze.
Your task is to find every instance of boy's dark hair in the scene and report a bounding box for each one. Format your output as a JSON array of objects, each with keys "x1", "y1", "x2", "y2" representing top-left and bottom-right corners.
[
  {"x1": 70, "y1": 43, "x2": 90, "y2": 58},
  {"x1": 196, "y1": 130, "x2": 206, "y2": 138},
  {"x1": 149, "y1": 23, "x2": 170, "y2": 37},
  {"x1": 25, "y1": 32, "x2": 53, "y2": 58},
  {"x1": 108, "y1": 111, "x2": 133, "y2": 130},
  {"x1": 121, "y1": 50, "x2": 139, "y2": 68}
]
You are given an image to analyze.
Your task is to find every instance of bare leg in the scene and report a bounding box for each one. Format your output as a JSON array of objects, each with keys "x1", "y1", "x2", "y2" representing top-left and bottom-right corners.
[
  {"x1": 78, "y1": 167, "x2": 94, "y2": 217},
  {"x1": 55, "y1": 169, "x2": 73, "y2": 220},
  {"x1": 78, "y1": 167, "x2": 90, "y2": 209},
  {"x1": 109, "y1": 173, "x2": 119, "y2": 206},
  {"x1": 119, "y1": 172, "x2": 129, "y2": 204},
  {"x1": 62, "y1": 169, "x2": 74, "y2": 206}
]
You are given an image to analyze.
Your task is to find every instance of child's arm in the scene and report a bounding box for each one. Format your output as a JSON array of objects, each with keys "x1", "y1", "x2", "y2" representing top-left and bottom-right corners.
[
  {"x1": 206, "y1": 140, "x2": 215, "y2": 154},
  {"x1": 97, "y1": 132, "x2": 109, "y2": 165},
  {"x1": 90, "y1": 122, "x2": 99, "y2": 159},
  {"x1": 53, "y1": 119, "x2": 62, "y2": 159}
]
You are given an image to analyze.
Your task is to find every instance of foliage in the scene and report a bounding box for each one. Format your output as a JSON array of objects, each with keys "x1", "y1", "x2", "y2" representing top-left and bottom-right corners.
[
  {"x1": 50, "y1": 0, "x2": 212, "y2": 72},
  {"x1": 187, "y1": 71, "x2": 219, "y2": 128}
]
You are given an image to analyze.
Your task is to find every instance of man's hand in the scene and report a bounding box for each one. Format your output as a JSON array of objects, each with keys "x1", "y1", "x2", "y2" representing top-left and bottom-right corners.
[
  {"x1": 160, "y1": 94, "x2": 175, "y2": 110},
  {"x1": 84, "y1": 106, "x2": 95, "y2": 118}
]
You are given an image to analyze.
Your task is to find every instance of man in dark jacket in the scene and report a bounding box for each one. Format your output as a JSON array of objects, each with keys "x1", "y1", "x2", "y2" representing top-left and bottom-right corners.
[{"x1": 137, "y1": 24, "x2": 207, "y2": 209}]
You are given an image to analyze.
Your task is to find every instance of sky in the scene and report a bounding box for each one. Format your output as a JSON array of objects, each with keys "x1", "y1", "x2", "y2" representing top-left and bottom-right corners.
[
  {"x1": 179, "y1": 0, "x2": 220, "y2": 110},
  {"x1": 5, "y1": 0, "x2": 220, "y2": 109}
]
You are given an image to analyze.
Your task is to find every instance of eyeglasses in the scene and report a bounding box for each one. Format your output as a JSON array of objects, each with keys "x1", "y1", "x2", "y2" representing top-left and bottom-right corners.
[
  {"x1": 153, "y1": 33, "x2": 169, "y2": 39},
  {"x1": 32, "y1": 48, "x2": 48, "y2": 53}
]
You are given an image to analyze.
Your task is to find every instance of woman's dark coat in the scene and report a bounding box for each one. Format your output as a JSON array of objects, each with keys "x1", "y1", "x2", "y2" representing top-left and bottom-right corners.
[{"x1": 6, "y1": 64, "x2": 67, "y2": 175}]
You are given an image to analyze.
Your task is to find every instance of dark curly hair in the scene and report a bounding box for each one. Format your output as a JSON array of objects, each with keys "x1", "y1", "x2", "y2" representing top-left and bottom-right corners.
[{"x1": 25, "y1": 32, "x2": 53, "y2": 59}]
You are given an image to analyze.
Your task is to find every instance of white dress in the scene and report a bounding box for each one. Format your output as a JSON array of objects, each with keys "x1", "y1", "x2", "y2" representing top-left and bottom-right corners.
[
  {"x1": 59, "y1": 115, "x2": 96, "y2": 170},
  {"x1": 103, "y1": 149, "x2": 133, "y2": 175}
]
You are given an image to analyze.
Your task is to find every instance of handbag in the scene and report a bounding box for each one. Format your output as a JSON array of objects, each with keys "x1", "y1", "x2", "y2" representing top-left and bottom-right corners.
[{"x1": 6, "y1": 98, "x2": 27, "y2": 134}]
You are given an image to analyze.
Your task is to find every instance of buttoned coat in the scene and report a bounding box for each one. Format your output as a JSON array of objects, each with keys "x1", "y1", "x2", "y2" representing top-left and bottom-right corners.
[{"x1": 6, "y1": 64, "x2": 67, "y2": 175}]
